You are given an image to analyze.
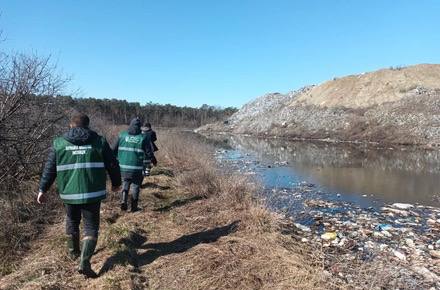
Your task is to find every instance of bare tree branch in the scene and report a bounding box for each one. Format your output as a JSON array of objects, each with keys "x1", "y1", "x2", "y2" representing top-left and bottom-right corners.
[{"x1": 0, "y1": 52, "x2": 69, "y2": 196}]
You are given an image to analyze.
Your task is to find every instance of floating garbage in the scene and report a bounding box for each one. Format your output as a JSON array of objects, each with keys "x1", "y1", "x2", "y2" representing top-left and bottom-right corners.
[
  {"x1": 321, "y1": 232, "x2": 337, "y2": 241},
  {"x1": 392, "y1": 203, "x2": 414, "y2": 210},
  {"x1": 215, "y1": 149, "x2": 440, "y2": 286},
  {"x1": 375, "y1": 223, "x2": 393, "y2": 231},
  {"x1": 381, "y1": 206, "x2": 409, "y2": 217},
  {"x1": 294, "y1": 223, "x2": 311, "y2": 232}
]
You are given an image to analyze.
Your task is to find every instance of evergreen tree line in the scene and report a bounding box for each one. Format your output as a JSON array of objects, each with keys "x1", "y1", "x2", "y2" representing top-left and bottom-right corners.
[{"x1": 48, "y1": 95, "x2": 237, "y2": 127}]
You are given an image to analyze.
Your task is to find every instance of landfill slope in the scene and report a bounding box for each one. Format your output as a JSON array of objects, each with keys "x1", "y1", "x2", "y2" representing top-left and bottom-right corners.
[{"x1": 198, "y1": 64, "x2": 440, "y2": 146}]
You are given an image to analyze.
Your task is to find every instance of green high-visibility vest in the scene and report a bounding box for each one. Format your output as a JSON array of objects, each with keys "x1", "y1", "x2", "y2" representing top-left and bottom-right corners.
[
  {"x1": 117, "y1": 131, "x2": 146, "y2": 173},
  {"x1": 54, "y1": 137, "x2": 107, "y2": 204}
]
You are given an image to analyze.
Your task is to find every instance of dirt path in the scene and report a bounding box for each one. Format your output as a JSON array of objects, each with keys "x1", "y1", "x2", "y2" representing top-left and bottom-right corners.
[{"x1": 0, "y1": 170, "x2": 236, "y2": 289}]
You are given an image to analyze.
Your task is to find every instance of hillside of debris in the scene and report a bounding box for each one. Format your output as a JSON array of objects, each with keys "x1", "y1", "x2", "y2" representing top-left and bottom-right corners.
[{"x1": 198, "y1": 64, "x2": 440, "y2": 146}]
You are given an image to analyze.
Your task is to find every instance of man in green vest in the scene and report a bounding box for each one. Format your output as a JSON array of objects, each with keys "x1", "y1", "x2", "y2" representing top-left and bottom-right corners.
[
  {"x1": 113, "y1": 117, "x2": 154, "y2": 212},
  {"x1": 37, "y1": 112, "x2": 121, "y2": 278}
]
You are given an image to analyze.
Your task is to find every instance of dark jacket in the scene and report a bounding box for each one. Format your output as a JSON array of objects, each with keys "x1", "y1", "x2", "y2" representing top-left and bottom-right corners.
[
  {"x1": 39, "y1": 127, "x2": 122, "y2": 193},
  {"x1": 113, "y1": 118, "x2": 155, "y2": 177},
  {"x1": 141, "y1": 128, "x2": 158, "y2": 151}
]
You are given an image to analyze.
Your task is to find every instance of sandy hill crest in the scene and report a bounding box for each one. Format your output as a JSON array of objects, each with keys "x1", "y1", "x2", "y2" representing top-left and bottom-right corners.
[{"x1": 292, "y1": 64, "x2": 440, "y2": 108}]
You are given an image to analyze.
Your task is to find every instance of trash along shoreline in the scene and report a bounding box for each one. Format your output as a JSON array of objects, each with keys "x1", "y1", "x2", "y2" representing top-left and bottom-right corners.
[
  {"x1": 292, "y1": 197, "x2": 440, "y2": 287},
  {"x1": 215, "y1": 148, "x2": 440, "y2": 288}
]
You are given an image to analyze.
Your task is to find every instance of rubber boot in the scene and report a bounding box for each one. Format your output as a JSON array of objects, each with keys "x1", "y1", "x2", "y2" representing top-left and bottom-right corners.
[
  {"x1": 79, "y1": 237, "x2": 98, "y2": 278},
  {"x1": 67, "y1": 234, "x2": 80, "y2": 260},
  {"x1": 120, "y1": 190, "x2": 128, "y2": 211},
  {"x1": 131, "y1": 198, "x2": 140, "y2": 212}
]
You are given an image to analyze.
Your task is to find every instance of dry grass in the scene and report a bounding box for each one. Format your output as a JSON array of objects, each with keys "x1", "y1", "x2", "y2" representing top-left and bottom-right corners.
[
  {"x1": 0, "y1": 183, "x2": 63, "y2": 276},
  {"x1": 0, "y1": 129, "x2": 337, "y2": 290}
]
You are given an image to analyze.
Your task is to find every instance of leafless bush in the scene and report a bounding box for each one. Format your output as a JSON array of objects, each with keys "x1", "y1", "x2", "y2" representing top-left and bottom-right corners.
[
  {"x1": 0, "y1": 52, "x2": 69, "y2": 275},
  {"x1": 0, "y1": 53, "x2": 69, "y2": 196}
]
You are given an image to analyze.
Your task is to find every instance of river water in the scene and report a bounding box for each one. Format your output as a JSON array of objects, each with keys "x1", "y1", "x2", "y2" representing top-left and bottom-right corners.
[
  {"x1": 199, "y1": 133, "x2": 440, "y2": 287},
  {"x1": 203, "y1": 134, "x2": 440, "y2": 209}
]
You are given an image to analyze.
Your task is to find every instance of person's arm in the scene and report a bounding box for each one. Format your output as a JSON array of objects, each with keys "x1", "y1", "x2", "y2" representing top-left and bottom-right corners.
[
  {"x1": 111, "y1": 136, "x2": 120, "y2": 157},
  {"x1": 151, "y1": 131, "x2": 159, "y2": 151},
  {"x1": 142, "y1": 135, "x2": 154, "y2": 160},
  {"x1": 38, "y1": 146, "x2": 57, "y2": 203},
  {"x1": 103, "y1": 139, "x2": 122, "y2": 189}
]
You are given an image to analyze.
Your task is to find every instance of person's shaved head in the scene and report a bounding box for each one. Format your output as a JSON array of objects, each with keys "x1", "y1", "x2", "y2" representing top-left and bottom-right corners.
[{"x1": 70, "y1": 112, "x2": 90, "y2": 128}]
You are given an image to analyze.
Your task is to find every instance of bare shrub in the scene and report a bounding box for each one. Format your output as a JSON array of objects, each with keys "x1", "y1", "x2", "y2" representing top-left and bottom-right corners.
[
  {"x1": 0, "y1": 52, "x2": 68, "y2": 275},
  {"x1": 0, "y1": 53, "x2": 68, "y2": 195}
]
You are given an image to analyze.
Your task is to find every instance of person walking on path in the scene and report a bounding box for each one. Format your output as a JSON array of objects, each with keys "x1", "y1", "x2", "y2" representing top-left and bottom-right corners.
[
  {"x1": 141, "y1": 122, "x2": 158, "y2": 152},
  {"x1": 37, "y1": 112, "x2": 121, "y2": 278},
  {"x1": 141, "y1": 122, "x2": 158, "y2": 176},
  {"x1": 113, "y1": 117, "x2": 154, "y2": 212}
]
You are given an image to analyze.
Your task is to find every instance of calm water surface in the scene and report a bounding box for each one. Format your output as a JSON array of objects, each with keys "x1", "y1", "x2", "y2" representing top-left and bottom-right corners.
[{"x1": 206, "y1": 134, "x2": 440, "y2": 208}]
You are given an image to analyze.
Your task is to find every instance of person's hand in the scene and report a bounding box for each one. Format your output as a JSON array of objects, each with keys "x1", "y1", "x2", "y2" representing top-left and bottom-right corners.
[
  {"x1": 37, "y1": 191, "x2": 46, "y2": 204},
  {"x1": 111, "y1": 185, "x2": 121, "y2": 193}
]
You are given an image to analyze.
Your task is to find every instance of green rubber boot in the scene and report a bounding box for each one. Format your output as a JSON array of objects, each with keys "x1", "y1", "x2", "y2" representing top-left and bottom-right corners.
[
  {"x1": 79, "y1": 237, "x2": 98, "y2": 278},
  {"x1": 67, "y1": 234, "x2": 80, "y2": 260}
]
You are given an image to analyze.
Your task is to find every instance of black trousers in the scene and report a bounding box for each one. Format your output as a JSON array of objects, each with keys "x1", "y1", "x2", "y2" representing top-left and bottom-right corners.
[
  {"x1": 65, "y1": 202, "x2": 101, "y2": 238},
  {"x1": 122, "y1": 173, "x2": 143, "y2": 200}
]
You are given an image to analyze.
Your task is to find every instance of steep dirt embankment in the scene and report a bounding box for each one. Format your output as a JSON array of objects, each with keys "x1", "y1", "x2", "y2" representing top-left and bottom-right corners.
[{"x1": 199, "y1": 64, "x2": 440, "y2": 145}]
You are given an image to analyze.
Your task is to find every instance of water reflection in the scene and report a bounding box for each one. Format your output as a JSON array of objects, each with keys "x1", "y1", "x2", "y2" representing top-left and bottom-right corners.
[{"x1": 211, "y1": 134, "x2": 440, "y2": 207}]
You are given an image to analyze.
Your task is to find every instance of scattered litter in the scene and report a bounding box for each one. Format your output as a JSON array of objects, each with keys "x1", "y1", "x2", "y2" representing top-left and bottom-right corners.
[
  {"x1": 321, "y1": 232, "x2": 337, "y2": 241},
  {"x1": 215, "y1": 147, "x2": 440, "y2": 286},
  {"x1": 405, "y1": 238, "x2": 415, "y2": 248},
  {"x1": 393, "y1": 250, "x2": 406, "y2": 261},
  {"x1": 411, "y1": 266, "x2": 440, "y2": 282},
  {"x1": 375, "y1": 224, "x2": 393, "y2": 231},
  {"x1": 430, "y1": 250, "x2": 440, "y2": 259},
  {"x1": 294, "y1": 223, "x2": 311, "y2": 232},
  {"x1": 392, "y1": 203, "x2": 414, "y2": 210}
]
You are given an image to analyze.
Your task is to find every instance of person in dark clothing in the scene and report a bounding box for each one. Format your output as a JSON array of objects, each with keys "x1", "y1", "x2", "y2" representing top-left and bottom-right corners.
[
  {"x1": 141, "y1": 122, "x2": 158, "y2": 152},
  {"x1": 141, "y1": 122, "x2": 158, "y2": 176},
  {"x1": 113, "y1": 118, "x2": 154, "y2": 212},
  {"x1": 38, "y1": 112, "x2": 121, "y2": 278}
]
